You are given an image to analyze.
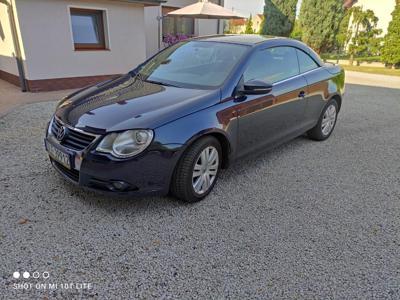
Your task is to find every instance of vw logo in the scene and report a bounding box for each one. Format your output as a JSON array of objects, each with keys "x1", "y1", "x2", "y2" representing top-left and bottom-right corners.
[{"x1": 56, "y1": 126, "x2": 66, "y2": 141}]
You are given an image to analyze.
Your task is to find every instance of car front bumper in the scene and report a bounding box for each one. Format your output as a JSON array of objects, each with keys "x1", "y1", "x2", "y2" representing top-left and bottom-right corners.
[{"x1": 45, "y1": 122, "x2": 184, "y2": 196}]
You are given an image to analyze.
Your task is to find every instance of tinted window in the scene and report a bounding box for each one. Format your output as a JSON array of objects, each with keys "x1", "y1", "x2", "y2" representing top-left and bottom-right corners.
[
  {"x1": 139, "y1": 41, "x2": 248, "y2": 89},
  {"x1": 296, "y1": 49, "x2": 319, "y2": 73},
  {"x1": 244, "y1": 47, "x2": 299, "y2": 83}
]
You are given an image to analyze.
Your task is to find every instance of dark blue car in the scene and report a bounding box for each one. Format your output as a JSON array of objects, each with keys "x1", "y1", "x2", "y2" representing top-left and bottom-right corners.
[{"x1": 44, "y1": 35, "x2": 345, "y2": 202}]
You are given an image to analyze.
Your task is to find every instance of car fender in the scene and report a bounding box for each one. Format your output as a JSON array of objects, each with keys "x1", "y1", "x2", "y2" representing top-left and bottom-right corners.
[{"x1": 154, "y1": 101, "x2": 239, "y2": 165}]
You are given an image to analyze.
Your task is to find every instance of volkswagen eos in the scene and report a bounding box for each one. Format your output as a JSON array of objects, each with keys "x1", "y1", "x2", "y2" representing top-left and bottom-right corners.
[{"x1": 44, "y1": 35, "x2": 345, "y2": 202}]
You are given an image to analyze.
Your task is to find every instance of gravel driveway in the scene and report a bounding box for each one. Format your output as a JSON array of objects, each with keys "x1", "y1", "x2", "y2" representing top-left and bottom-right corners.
[{"x1": 1, "y1": 83, "x2": 400, "y2": 299}]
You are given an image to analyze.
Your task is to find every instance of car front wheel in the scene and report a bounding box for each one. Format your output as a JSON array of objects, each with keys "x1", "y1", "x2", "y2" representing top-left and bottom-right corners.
[{"x1": 171, "y1": 136, "x2": 221, "y2": 202}]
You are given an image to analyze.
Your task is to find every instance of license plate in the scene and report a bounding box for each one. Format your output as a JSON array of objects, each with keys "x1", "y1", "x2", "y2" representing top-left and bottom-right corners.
[{"x1": 45, "y1": 139, "x2": 71, "y2": 169}]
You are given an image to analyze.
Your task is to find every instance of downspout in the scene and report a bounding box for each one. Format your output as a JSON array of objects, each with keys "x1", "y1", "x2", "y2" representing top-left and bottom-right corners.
[{"x1": 0, "y1": 0, "x2": 27, "y2": 91}]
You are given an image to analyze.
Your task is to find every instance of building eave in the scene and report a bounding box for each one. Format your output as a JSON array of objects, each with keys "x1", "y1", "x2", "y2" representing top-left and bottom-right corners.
[{"x1": 100, "y1": 0, "x2": 166, "y2": 6}]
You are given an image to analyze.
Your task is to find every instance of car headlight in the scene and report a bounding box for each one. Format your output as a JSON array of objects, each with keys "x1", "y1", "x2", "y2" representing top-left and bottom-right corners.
[{"x1": 96, "y1": 130, "x2": 154, "y2": 158}]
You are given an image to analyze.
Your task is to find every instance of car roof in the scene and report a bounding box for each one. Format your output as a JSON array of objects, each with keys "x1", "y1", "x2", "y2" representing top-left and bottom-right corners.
[
  {"x1": 193, "y1": 34, "x2": 287, "y2": 46},
  {"x1": 193, "y1": 34, "x2": 323, "y2": 66}
]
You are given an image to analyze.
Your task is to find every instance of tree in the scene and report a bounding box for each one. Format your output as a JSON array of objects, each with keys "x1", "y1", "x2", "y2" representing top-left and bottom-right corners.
[
  {"x1": 336, "y1": 10, "x2": 352, "y2": 53},
  {"x1": 298, "y1": 0, "x2": 345, "y2": 53},
  {"x1": 382, "y1": 0, "x2": 400, "y2": 68},
  {"x1": 347, "y1": 8, "x2": 382, "y2": 65},
  {"x1": 289, "y1": 20, "x2": 303, "y2": 40},
  {"x1": 260, "y1": 0, "x2": 297, "y2": 36},
  {"x1": 245, "y1": 14, "x2": 254, "y2": 34}
]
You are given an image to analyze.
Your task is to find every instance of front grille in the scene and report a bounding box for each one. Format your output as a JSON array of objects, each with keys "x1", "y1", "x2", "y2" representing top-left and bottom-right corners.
[
  {"x1": 51, "y1": 118, "x2": 96, "y2": 151},
  {"x1": 52, "y1": 160, "x2": 80, "y2": 182}
]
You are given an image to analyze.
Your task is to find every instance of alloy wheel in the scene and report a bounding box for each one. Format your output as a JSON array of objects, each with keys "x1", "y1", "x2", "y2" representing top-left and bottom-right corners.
[
  {"x1": 192, "y1": 146, "x2": 219, "y2": 194},
  {"x1": 321, "y1": 104, "x2": 337, "y2": 136}
]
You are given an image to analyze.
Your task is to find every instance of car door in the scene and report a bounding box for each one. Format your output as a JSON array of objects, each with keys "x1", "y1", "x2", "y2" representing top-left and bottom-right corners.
[
  {"x1": 295, "y1": 48, "x2": 327, "y2": 129},
  {"x1": 235, "y1": 46, "x2": 308, "y2": 158}
]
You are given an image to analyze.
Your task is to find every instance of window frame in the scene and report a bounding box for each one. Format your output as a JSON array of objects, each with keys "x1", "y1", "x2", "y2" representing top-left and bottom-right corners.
[
  {"x1": 69, "y1": 7, "x2": 107, "y2": 51},
  {"x1": 295, "y1": 48, "x2": 320, "y2": 74},
  {"x1": 242, "y1": 46, "x2": 323, "y2": 87},
  {"x1": 243, "y1": 46, "x2": 301, "y2": 85}
]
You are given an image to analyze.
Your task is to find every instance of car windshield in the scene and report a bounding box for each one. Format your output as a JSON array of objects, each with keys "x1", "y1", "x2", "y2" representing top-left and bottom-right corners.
[{"x1": 137, "y1": 41, "x2": 249, "y2": 89}]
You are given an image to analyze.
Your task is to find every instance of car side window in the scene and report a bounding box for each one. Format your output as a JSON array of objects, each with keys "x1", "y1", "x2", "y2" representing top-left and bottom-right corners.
[
  {"x1": 296, "y1": 49, "x2": 319, "y2": 73},
  {"x1": 243, "y1": 46, "x2": 299, "y2": 84}
]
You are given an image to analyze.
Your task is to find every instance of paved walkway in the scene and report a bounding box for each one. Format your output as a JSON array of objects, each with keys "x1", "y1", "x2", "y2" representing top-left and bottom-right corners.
[
  {"x1": 345, "y1": 71, "x2": 400, "y2": 89},
  {"x1": 0, "y1": 79, "x2": 76, "y2": 117}
]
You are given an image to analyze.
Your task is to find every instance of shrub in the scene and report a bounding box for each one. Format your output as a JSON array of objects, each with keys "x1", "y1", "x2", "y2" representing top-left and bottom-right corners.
[{"x1": 163, "y1": 34, "x2": 189, "y2": 47}]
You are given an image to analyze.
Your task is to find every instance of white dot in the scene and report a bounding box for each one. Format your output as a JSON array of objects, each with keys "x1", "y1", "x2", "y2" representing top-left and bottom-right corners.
[
  {"x1": 13, "y1": 272, "x2": 20, "y2": 279},
  {"x1": 43, "y1": 272, "x2": 50, "y2": 279},
  {"x1": 33, "y1": 272, "x2": 40, "y2": 278},
  {"x1": 23, "y1": 272, "x2": 30, "y2": 279}
]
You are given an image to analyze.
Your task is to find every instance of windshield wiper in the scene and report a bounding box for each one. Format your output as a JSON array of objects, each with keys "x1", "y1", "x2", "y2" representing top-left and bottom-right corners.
[{"x1": 145, "y1": 79, "x2": 180, "y2": 88}]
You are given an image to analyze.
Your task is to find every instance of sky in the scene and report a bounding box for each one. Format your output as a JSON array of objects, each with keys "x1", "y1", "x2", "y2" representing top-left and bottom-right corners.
[
  {"x1": 224, "y1": 0, "x2": 302, "y2": 18},
  {"x1": 224, "y1": 0, "x2": 264, "y2": 18}
]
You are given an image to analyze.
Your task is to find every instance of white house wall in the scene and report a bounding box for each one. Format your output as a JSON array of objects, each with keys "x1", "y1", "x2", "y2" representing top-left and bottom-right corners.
[
  {"x1": 196, "y1": 19, "x2": 219, "y2": 36},
  {"x1": 144, "y1": 5, "x2": 161, "y2": 58},
  {"x1": 353, "y1": 0, "x2": 396, "y2": 36},
  {"x1": 15, "y1": 0, "x2": 146, "y2": 81},
  {"x1": 0, "y1": 2, "x2": 19, "y2": 76}
]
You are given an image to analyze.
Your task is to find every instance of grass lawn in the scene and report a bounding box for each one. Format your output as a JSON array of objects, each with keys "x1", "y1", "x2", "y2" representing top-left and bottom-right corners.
[{"x1": 341, "y1": 65, "x2": 400, "y2": 77}]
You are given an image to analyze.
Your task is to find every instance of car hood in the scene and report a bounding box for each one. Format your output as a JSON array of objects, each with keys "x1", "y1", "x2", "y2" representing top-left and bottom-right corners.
[{"x1": 55, "y1": 74, "x2": 219, "y2": 134}]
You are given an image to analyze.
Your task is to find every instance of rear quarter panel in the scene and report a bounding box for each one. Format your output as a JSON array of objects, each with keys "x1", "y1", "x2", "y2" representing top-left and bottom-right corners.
[{"x1": 303, "y1": 65, "x2": 345, "y2": 126}]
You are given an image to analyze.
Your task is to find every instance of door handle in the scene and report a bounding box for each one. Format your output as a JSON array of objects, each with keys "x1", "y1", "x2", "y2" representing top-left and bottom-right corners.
[{"x1": 298, "y1": 91, "x2": 306, "y2": 98}]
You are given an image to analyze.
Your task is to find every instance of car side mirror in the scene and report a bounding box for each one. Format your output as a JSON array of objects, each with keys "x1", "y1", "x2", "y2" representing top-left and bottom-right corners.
[{"x1": 240, "y1": 80, "x2": 273, "y2": 95}]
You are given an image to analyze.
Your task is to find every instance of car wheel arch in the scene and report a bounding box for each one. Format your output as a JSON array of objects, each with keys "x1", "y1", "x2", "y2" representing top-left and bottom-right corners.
[
  {"x1": 331, "y1": 94, "x2": 342, "y2": 112},
  {"x1": 320, "y1": 93, "x2": 342, "y2": 116},
  {"x1": 183, "y1": 129, "x2": 231, "y2": 169}
]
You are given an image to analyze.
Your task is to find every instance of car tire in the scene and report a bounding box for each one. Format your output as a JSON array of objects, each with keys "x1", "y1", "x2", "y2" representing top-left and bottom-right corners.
[
  {"x1": 171, "y1": 136, "x2": 222, "y2": 202},
  {"x1": 307, "y1": 99, "x2": 339, "y2": 141}
]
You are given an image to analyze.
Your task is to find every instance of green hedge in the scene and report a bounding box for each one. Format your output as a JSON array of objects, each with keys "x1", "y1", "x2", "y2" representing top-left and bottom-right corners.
[
  {"x1": 321, "y1": 53, "x2": 349, "y2": 60},
  {"x1": 355, "y1": 56, "x2": 382, "y2": 62},
  {"x1": 321, "y1": 54, "x2": 381, "y2": 63}
]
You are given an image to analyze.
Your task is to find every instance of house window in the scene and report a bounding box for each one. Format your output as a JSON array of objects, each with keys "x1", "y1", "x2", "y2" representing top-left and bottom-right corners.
[
  {"x1": 162, "y1": 6, "x2": 194, "y2": 37},
  {"x1": 70, "y1": 8, "x2": 106, "y2": 50}
]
